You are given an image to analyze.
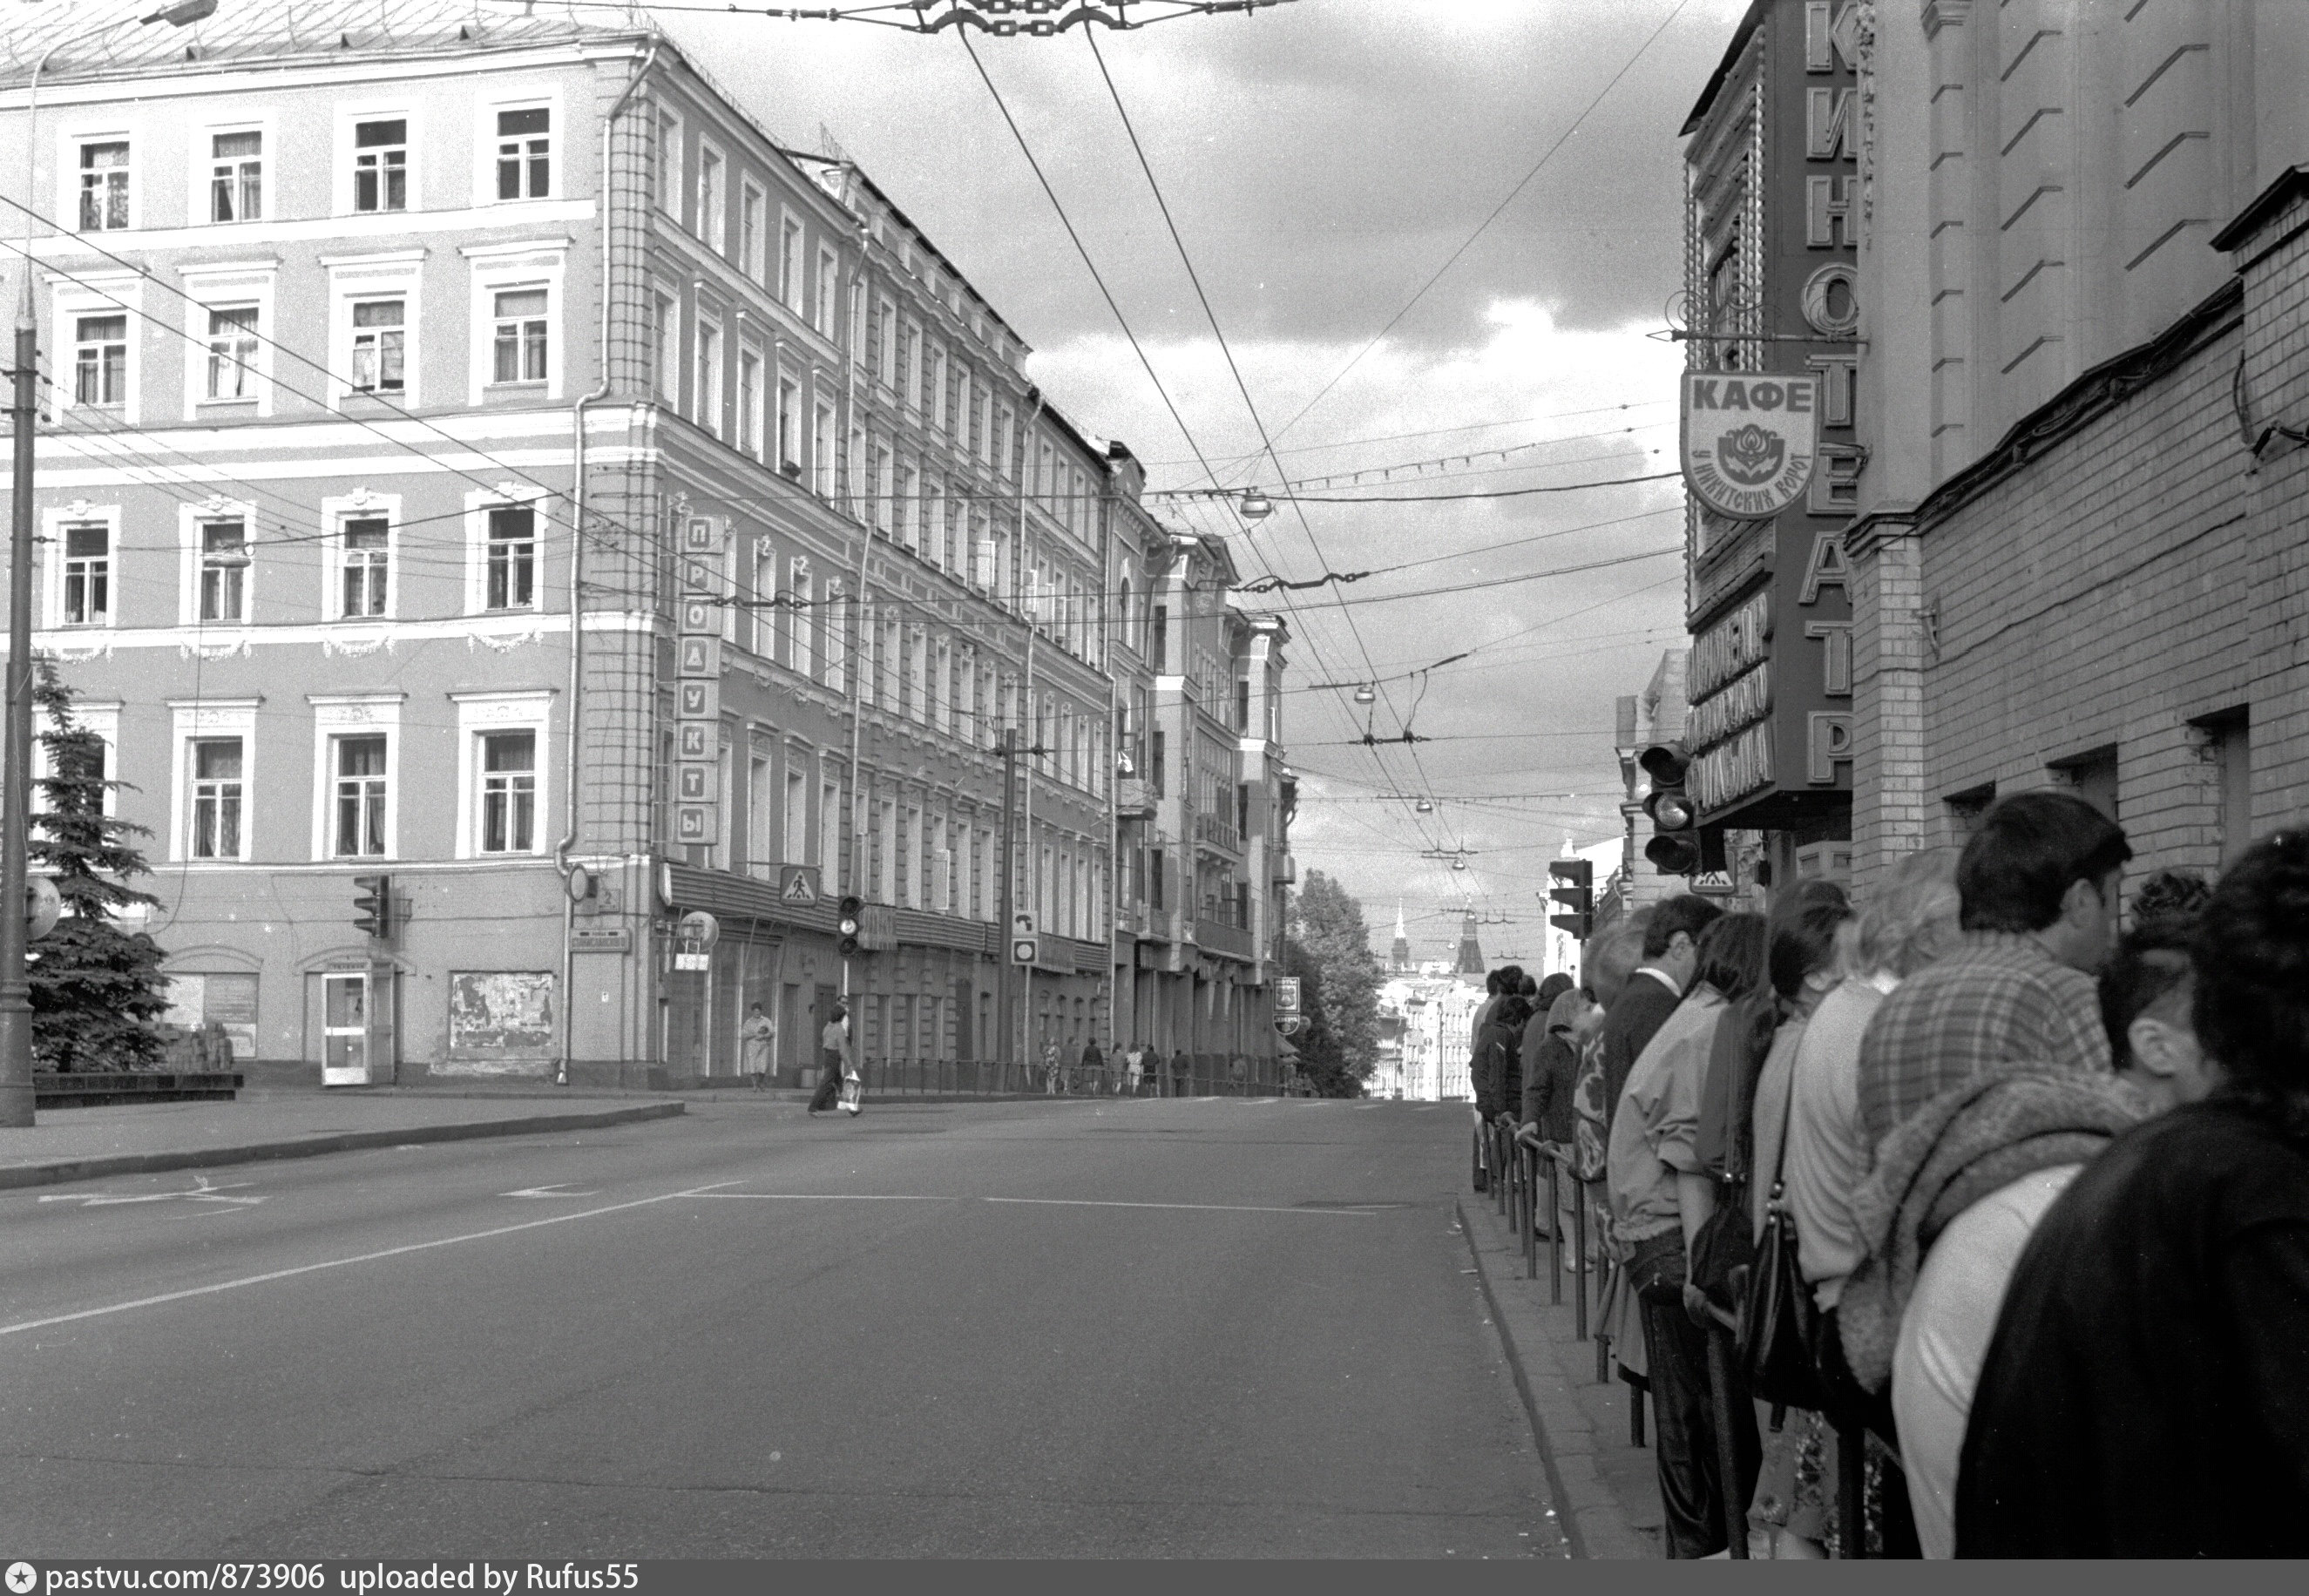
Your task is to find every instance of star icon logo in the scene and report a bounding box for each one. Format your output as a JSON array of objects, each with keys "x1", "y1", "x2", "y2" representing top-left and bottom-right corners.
[{"x1": 6, "y1": 1562, "x2": 37, "y2": 1595}]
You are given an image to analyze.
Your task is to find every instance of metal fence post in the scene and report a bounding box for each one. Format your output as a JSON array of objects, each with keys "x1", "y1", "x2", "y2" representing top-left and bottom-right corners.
[
  {"x1": 1547, "y1": 1152, "x2": 1563, "y2": 1306},
  {"x1": 1571, "y1": 1176, "x2": 1589, "y2": 1342}
]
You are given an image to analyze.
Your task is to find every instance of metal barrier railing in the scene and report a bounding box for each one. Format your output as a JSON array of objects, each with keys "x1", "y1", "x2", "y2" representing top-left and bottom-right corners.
[{"x1": 848, "y1": 1057, "x2": 1283, "y2": 1099}]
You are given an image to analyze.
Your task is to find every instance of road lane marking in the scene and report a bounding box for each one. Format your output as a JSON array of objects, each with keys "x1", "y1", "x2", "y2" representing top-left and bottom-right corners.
[
  {"x1": 0, "y1": 1181, "x2": 741, "y2": 1338},
  {"x1": 983, "y1": 1197, "x2": 1384, "y2": 1217},
  {"x1": 37, "y1": 1175, "x2": 266, "y2": 1209},
  {"x1": 692, "y1": 1193, "x2": 958, "y2": 1202},
  {"x1": 500, "y1": 1184, "x2": 600, "y2": 1199}
]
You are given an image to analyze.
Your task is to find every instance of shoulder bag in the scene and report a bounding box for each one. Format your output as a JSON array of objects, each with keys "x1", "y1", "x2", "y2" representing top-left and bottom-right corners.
[{"x1": 1737, "y1": 1063, "x2": 1826, "y2": 1411}]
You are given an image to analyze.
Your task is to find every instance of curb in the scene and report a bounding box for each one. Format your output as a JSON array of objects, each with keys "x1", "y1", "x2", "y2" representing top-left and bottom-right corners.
[
  {"x1": 1457, "y1": 1195, "x2": 1650, "y2": 1560},
  {"x1": 0, "y1": 1101, "x2": 687, "y2": 1191}
]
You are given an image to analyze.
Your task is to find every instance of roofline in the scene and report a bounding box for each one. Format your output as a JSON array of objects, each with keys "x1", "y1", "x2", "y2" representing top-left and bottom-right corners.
[{"x1": 1680, "y1": 0, "x2": 1769, "y2": 138}]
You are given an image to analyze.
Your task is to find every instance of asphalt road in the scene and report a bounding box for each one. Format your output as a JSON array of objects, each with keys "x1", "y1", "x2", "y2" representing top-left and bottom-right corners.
[{"x1": 1, "y1": 1095, "x2": 1560, "y2": 1559}]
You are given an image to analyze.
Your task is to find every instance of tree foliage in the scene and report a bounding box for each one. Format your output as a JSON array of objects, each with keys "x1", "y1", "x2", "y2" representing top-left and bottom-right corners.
[
  {"x1": 28, "y1": 660, "x2": 170, "y2": 1072},
  {"x1": 1283, "y1": 869, "x2": 1382, "y2": 1098}
]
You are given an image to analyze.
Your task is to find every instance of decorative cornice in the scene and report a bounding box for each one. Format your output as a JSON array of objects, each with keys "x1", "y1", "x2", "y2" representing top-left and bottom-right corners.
[{"x1": 1913, "y1": 277, "x2": 2243, "y2": 536}]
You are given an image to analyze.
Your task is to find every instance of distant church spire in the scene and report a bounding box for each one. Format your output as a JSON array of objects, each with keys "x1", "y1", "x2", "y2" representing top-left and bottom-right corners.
[
  {"x1": 1390, "y1": 903, "x2": 1411, "y2": 973},
  {"x1": 1453, "y1": 910, "x2": 1486, "y2": 978}
]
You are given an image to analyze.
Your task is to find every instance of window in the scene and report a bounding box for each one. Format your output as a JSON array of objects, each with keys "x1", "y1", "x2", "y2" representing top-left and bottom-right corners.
[
  {"x1": 776, "y1": 375, "x2": 800, "y2": 472},
  {"x1": 485, "y1": 505, "x2": 537, "y2": 610},
  {"x1": 655, "y1": 109, "x2": 682, "y2": 213},
  {"x1": 332, "y1": 735, "x2": 389, "y2": 856},
  {"x1": 209, "y1": 131, "x2": 261, "y2": 222},
  {"x1": 780, "y1": 218, "x2": 802, "y2": 308},
  {"x1": 190, "y1": 738, "x2": 243, "y2": 859},
  {"x1": 740, "y1": 182, "x2": 764, "y2": 281},
  {"x1": 737, "y1": 348, "x2": 762, "y2": 457},
  {"x1": 62, "y1": 523, "x2": 110, "y2": 626},
  {"x1": 812, "y1": 402, "x2": 836, "y2": 495},
  {"x1": 785, "y1": 768, "x2": 808, "y2": 866},
  {"x1": 696, "y1": 145, "x2": 724, "y2": 248},
  {"x1": 653, "y1": 291, "x2": 678, "y2": 402},
  {"x1": 479, "y1": 731, "x2": 537, "y2": 853},
  {"x1": 695, "y1": 317, "x2": 722, "y2": 434},
  {"x1": 74, "y1": 314, "x2": 126, "y2": 406},
  {"x1": 341, "y1": 517, "x2": 389, "y2": 618},
  {"x1": 205, "y1": 306, "x2": 259, "y2": 400},
  {"x1": 491, "y1": 287, "x2": 549, "y2": 383},
  {"x1": 495, "y1": 107, "x2": 550, "y2": 200},
  {"x1": 78, "y1": 140, "x2": 130, "y2": 232},
  {"x1": 816, "y1": 248, "x2": 837, "y2": 338},
  {"x1": 197, "y1": 519, "x2": 248, "y2": 623},
  {"x1": 352, "y1": 118, "x2": 408, "y2": 213},
  {"x1": 349, "y1": 300, "x2": 404, "y2": 394},
  {"x1": 927, "y1": 344, "x2": 948, "y2": 432}
]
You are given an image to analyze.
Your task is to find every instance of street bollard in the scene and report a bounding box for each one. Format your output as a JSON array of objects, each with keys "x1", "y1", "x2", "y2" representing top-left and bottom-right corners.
[
  {"x1": 1547, "y1": 1152, "x2": 1563, "y2": 1306},
  {"x1": 1571, "y1": 1176, "x2": 1589, "y2": 1342}
]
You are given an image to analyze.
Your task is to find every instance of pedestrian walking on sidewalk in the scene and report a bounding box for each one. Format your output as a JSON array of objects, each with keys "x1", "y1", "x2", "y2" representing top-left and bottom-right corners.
[
  {"x1": 809, "y1": 1005, "x2": 856, "y2": 1117},
  {"x1": 742, "y1": 1003, "x2": 776, "y2": 1089},
  {"x1": 1125, "y1": 1042, "x2": 1146, "y2": 1097}
]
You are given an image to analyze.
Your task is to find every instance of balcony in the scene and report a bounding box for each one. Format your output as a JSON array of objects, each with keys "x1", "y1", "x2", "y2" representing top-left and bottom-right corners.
[
  {"x1": 1193, "y1": 917, "x2": 1256, "y2": 961},
  {"x1": 1194, "y1": 812, "x2": 1241, "y2": 854},
  {"x1": 1116, "y1": 777, "x2": 1156, "y2": 818}
]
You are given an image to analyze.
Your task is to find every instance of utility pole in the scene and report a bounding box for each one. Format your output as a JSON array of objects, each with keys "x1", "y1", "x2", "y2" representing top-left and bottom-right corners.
[
  {"x1": 995, "y1": 725, "x2": 1016, "y2": 1084},
  {"x1": 0, "y1": 254, "x2": 37, "y2": 1127}
]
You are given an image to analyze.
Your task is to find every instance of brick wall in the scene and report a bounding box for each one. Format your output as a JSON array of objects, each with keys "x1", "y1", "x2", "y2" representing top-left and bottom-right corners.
[
  {"x1": 1913, "y1": 306, "x2": 2265, "y2": 905},
  {"x1": 2237, "y1": 193, "x2": 2309, "y2": 835},
  {"x1": 1850, "y1": 524, "x2": 1926, "y2": 894}
]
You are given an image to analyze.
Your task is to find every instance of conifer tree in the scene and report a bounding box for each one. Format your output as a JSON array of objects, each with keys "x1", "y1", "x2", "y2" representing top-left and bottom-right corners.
[{"x1": 27, "y1": 660, "x2": 169, "y2": 1072}]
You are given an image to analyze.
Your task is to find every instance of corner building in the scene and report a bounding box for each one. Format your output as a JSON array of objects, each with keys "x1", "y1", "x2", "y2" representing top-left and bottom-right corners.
[{"x1": 0, "y1": 0, "x2": 1290, "y2": 1086}]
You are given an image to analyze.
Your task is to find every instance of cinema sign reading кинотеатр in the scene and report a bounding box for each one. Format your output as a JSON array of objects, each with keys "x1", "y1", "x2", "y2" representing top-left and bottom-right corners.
[{"x1": 1680, "y1": 373, "x2": 1819, "y2": 520}]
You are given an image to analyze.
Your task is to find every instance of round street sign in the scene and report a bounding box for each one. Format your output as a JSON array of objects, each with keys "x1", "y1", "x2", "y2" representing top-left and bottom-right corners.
[
  {"x1": 676, "y1": 910, "x2": 721, "y2": 948},
  {"x1": 25, "y1": 876, "x2": 61, "y2": 941},
  {"x1": 1275, "y1": 1016, "x2": 1302, "y2": 1037}
]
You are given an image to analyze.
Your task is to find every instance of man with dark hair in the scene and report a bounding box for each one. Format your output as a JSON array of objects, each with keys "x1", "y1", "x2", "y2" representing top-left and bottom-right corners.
[
  {"x1": 1955, "y1": 829, "x2": 2309, "y2": 1557},
  {"x1": 1599, "y1": 895, "x2": 1723, "y2": 1121},
  {"x1": 1855, "y1": 791, "x2": 2128, "y2": 1151},
  {"x1": 1880, "y1": 916, "x2": 2211, "y2": 1556}
]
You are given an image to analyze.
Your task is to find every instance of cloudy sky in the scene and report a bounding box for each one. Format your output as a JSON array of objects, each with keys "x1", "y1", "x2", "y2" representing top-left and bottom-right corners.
[{"x1": 652, "y1": 0, "x2": 1751, "y2": 964}]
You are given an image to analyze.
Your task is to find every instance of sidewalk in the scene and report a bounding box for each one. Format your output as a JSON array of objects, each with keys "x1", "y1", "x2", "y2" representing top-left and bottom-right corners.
[
  {"x1": 1458, "y1": 1182, "x2": 1665, "y2": 1559},
  {"x1": 0, "y1": 1087, "x2": 688, "y2": 1191}
]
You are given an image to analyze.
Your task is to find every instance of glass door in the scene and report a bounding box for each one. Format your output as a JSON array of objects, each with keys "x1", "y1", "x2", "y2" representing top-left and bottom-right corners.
[{"x1": 322, "y1": 972, "x2": 369, "y2": 1086}]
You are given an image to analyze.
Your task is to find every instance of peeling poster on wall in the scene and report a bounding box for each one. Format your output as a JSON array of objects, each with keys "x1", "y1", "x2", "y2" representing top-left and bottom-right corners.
[{"x1": 449, "y1": 971, "x2": 557, "y2": 1058}]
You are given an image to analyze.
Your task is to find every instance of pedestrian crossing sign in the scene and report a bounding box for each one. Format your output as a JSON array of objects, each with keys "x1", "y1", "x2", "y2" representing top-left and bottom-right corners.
[{"x1": 779, "y1": 865, "x2": 821, "y2": 905}]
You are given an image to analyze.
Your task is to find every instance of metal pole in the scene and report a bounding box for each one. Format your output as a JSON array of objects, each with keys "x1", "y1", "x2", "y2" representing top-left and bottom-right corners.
[{"x1": 1, "y1": 294, "x2": 37, "y2": 1126}]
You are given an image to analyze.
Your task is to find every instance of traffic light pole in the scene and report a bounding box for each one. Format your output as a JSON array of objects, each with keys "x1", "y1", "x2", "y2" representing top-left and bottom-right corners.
[{"x1": 996, "y1": 727, "x2": 1015, "y2": 1085}]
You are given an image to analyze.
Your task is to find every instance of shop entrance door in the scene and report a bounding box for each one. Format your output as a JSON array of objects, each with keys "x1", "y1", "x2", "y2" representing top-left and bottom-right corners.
[{"x1": 322, "y1": 972, "x2": 369, "y2": 1086}]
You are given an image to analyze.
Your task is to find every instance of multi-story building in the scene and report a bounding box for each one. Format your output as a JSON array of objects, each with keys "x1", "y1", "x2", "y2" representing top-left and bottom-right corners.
[
  {"x1": 1837, "y1": 2, "x2": 2309, "y2": 894},
  {"x1": 1, "y1": 1, "x2": 1289, "y2": 1086},
  {"x1": 1114, "y1": 521, "x2": 1291, "y2": 1086}
]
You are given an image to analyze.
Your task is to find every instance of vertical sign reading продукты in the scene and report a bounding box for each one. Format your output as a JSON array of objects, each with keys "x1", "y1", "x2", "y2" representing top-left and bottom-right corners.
[{"x1": 676, "y1": 517, "x2": 724, "y2": 849}]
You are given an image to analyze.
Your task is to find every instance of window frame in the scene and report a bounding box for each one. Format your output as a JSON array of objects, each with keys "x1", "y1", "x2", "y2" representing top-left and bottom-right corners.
[
  {"x1": 736, "y1": 339, "x2": 764, "y2": 460},
  {"x1": 50, "y1": 511, "x2": 118, "y2": 631},
  {"x1": 339, "y1": 105, "x2": 416, "y2": 217},
  {"x1": 178, "y1": 502, "x2": 257, "y2": 627},
  {"x1": 479, "y1": 94, "x2": 558, "y2": 206},
  {"x1": 320, "y1": 491, "x2": 403, "y2": 622},
  {"x1": 465, "y1": 489, "x2": 548, "y2": 616},
  {"x1": 450, "y1": 692, "x2": 553, "y2": 859},
  {"x1": 654, "y1": 105, "x2": 684, "y2": 218},
  {"x1": 694, "y1": 139, "x2": 727, "y2": 252},
  {"x1": 739, "y1": 179, "x2": 766, "y2": 283},
  {"x1": 464, "y1": 240, "x2": 567, "y2": 403},
  {"x1": 193, "y1": 118, "x2": 273, "y2": 227},
  {"x1": 73, "y1": 133, "x2": 134, "y2": 233},
  {"x1": 166, "y1": 700, "x2": 261, "y2": 865},
  {"x1": 324, "y1": 251, "x2": 423, "y2": 407},
  {"x1": 778, "y1": 211, "x2": 804, "y2": 309},
  {"x1": 694, "y1": 309, "x2": 725, "y2": 437},
  {"x1": 308, "y1": 695, "x2": 403, "y2": 863}
]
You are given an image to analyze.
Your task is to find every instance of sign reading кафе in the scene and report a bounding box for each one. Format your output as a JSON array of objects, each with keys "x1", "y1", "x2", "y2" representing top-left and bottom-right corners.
[{"x1": 1675, "y1": 0, "x2": 1859, "y2": 828}]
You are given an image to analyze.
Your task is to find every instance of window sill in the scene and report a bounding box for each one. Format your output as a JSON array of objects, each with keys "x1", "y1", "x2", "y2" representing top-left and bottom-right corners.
[
  {"x1": 482, "y1": 382, "x2": 551, "y2": 401},
  {"x1": 341, "y1": 391, "x2": 410, "y2": 409},
  {"x1": 197, "y1": 397, "x2": 261, "y2": 411}
]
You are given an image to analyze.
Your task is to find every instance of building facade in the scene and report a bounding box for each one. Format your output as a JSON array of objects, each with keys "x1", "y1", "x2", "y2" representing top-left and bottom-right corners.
[
  {"x1": 1839, "y1": 0, "x2": 2309, "y2": 896},
  {"x1": 0, "y1": 1, "x2": 1290, "y2": 1086}
]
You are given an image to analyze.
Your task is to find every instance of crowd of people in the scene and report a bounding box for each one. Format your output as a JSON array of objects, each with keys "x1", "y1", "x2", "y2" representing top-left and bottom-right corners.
[{"x1": 1468, "y1": 794, "x2": 2309, "y2": 1558}]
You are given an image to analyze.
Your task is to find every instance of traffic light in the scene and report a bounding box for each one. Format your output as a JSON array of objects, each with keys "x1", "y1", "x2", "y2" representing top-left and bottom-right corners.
[
  {"x1": 1641, "y1": 743, "x2": 1703, "y2": 876},
  {"x1": 1547, "y1": 859, "x2": 1594, "y2": 940},
  {"x1": 836, "y1": 895, "x2": 863, "y2": 958},
  {"x1": 353, "y1": 874, "x2": 394, "y2": 940}
]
